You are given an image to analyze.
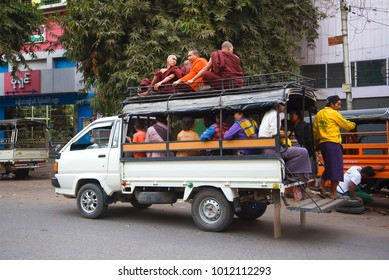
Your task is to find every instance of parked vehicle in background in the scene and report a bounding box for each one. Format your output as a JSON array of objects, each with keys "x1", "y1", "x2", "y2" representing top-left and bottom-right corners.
[
  {"x1": 0, "y1": 119, "x2": 49, "y2": 179},
  {"x1": 340, "y1": 108, "x2": 389, "y2": 192}
]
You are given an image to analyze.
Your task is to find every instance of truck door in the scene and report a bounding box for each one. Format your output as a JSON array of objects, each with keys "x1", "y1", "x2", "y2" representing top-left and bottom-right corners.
[{"x1": 60, "y1": 121, "x2": 114, "y2": 182}]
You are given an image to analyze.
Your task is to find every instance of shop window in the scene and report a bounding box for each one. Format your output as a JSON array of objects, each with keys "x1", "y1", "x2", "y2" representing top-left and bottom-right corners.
[
  {"x1": 356, "y1": 59, "x2": 386, "y2": 87},
  {"x1": 50, "y1": 105, "x2": 74, "y2": 142},
  {"x1": 54, "y1": 57, "x2": 76, "y2": 69},
  {"x1": 300, "y1": 64, "x2": 326, "y2": 88},
  {"x1": 327, "y1": 63, "x2": 344, "y2": 88},
  {"x1": 328, "y1": 62, "x2": 357, "y2": 88},
  {"x1": 13, "y1": 105, "x2": 75, "y2": 142}
]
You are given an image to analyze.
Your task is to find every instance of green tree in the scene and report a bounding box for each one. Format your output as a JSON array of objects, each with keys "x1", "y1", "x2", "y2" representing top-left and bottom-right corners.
[
  {"x1": 0, "y1": 0, "x2": 46, "y2": 72},
  {"x1": 59, "y1": 0, "x2": 323, "y2": 116}
]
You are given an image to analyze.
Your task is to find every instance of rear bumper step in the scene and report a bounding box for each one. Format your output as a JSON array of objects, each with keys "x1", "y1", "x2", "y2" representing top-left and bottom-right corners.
[{"x1": 285, "y1": 197, "x2": 345, "y2": 213}]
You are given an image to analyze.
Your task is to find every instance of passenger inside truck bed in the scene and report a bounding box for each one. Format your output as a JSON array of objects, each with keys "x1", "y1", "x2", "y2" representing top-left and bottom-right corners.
[
  {"x1": 145, "y1": 116, "x2": 174, "y2": 158},
  {"x1": 223, "y1": 110, "x2": 259, "y2": 155},
  {"x1": 258, "y1": 104, "x2": 312, "y2": 182},
  {"x1": 176, "y1": 117, "x2": 202, "y2": 157}
]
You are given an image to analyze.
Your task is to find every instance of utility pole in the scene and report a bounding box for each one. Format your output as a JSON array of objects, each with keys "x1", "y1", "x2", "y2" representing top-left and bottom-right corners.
[{"x1": 340, "y1": 0, "x2": 353, "y2": 110}]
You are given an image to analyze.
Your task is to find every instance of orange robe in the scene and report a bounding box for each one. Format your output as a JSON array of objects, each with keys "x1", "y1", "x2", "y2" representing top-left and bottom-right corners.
[{"x1": 180, "y1": 57, "x2": 208, "y2": 91}]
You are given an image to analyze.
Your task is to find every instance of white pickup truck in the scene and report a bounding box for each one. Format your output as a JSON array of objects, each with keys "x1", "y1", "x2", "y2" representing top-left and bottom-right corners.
[
  {"x1": 52, "y1": 73, "x2": 343, "y2": 238},
  {"x1": 0, "y1": 119, "x2": 49, "y2": 179}
]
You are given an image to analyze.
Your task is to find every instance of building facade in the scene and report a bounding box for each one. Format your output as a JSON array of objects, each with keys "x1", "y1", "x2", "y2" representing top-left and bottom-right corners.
[
  {"x1": 0, "y1": 0, "x2": 93, "y2": 143},
  {"x1": 300, "y1": 0, "x2": 389, "y2": 109}
]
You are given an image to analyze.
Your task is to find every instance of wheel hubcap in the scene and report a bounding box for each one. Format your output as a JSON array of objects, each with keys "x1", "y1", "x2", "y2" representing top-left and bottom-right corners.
[
  {"x1": 200, "y1": 198, "x2": 221, "y2": 223},
  {"x1": 81, "y1": 190, "x2": 97, "y2": 213}
]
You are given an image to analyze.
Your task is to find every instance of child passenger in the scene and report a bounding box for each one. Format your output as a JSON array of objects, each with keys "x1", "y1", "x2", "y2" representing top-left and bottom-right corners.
[
  {"x1": 131, "y1": 119, "x2": 147, "y2": 158},
  {"x1": 176, "y1": 117, "x2": 202, "y2": 157}
]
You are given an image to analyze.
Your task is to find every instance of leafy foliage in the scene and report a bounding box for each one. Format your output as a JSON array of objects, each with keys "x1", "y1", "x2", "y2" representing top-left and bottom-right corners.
[
  {"x1": 59, "y1": 0, "x2": 323, "y2": 116},
  {"x1": 0, "y1": 0, "x2": 46, "y2": 73}
]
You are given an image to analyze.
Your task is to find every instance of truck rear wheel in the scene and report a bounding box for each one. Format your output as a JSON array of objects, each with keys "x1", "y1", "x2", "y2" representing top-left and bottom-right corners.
[
  {"x1": 15, "y1": 168, "x2": 29, "y2": 179},
  {"x1": 235, "y1": 201, "x2": 267, "y2": 220},
  {"x1": 191, "y1": 189, "x2": 234, "y2": 232},
  {"x1": 77, "y1": 183, "x2": 108, "y2": 219}
]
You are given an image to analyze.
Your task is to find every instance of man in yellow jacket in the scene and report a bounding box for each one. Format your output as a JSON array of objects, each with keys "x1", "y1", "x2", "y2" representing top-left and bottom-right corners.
[{"x1": 313, "y1": 95, "x2": 356, "y2": 199}]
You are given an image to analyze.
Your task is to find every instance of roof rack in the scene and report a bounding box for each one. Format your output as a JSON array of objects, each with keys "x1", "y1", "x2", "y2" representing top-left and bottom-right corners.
[
  {"x1": 121, "y1": 72, "x2": 317, "y2": 116},
  {"x1": 126, "y1": 71, "x2": 314, "y2": 101}
]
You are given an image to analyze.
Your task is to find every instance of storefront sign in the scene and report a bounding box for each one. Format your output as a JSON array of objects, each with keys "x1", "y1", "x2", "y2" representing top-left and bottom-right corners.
[
  {"x1": 4, "y1": 70, "x2": 41, "y2": 95},
  {"x1": 14, "y1": 96, "x2": 60, "y2": 106},
  {"x1": 0, "y1": 92, "x2": 89, "y2": 108}
]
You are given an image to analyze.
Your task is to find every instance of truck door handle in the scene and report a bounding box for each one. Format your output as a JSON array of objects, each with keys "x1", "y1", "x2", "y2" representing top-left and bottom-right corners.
[{"x1": 98, "y1": 154, "x2": 106, "y2": 158}]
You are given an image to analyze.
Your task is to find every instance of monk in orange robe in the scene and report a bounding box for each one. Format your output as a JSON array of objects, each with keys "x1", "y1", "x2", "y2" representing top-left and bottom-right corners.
[{"x1": 172, "y1": 50, "x2": 208, "y2": 92}]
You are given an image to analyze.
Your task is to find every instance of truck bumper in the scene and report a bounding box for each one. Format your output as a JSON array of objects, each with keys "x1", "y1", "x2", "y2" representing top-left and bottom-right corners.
[{"x1": 51, "y1": 177, "x2": 61, "y2": 188}]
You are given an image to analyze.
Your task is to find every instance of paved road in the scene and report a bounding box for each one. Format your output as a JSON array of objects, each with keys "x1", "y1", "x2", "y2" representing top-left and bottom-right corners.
[{"x1": 1, "y1": 167, "x2": 389, "y2": 260}]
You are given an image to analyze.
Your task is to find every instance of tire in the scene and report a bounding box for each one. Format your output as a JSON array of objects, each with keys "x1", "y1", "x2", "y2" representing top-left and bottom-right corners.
[
  {"x1": 77, "y1": 183, "x2": 108, "y2": 219},
  {"x1": 343, "y1": 199, "x2": 363, "y2": 208},
  {"x1": 15, "y1": 168, "x2": 29, "y2": 179},
  {"x1": 130, "y1": 200, "x2": 152, "y2": 209},
  {"x1": 191, "y1": 189, "x2": 234, "y2": 232},
  {"x1": 335, "y1": 205, "x2": 365, "y2": 214},
  {"x1": 235, "y1": 201, "x2": 267, "y2": 220}
]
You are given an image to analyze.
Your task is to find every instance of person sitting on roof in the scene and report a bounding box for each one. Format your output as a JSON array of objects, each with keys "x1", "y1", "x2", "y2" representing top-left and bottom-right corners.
[
  {"x1": 172, "y1": 50, "x2": 208, "y2": 92},
  {"x1": 139, "y1": 55, "x2": 183, "y2": 96},
  {"x1": 187, "y1": 41, "x2": 244, "y2": 90},
  {"x1": 180, "y1": 60, "x2": 191, "y2": 76},
  {"x1": 137, "y1": 78, "x2": 152, "y2": 96}
]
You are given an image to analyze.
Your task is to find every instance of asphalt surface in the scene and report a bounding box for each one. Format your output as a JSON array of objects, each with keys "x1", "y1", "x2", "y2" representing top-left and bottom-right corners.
[{"x1": 1, "y1": 163, "x2": 389, "y2": 260}]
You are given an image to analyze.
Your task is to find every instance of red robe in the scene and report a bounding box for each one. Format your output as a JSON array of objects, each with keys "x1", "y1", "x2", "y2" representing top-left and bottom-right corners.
[
  {"x1": 204, "y1": 50, "x2": 244, "y2": 89},
  {"x1": 154, "y1": 66, "x2": 183, "y2": 94}
]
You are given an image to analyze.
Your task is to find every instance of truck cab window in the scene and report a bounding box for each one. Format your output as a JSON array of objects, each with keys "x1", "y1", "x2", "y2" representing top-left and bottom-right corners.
[{"x1": 71, "y1": 125, "x2": 113, "y2": 151}]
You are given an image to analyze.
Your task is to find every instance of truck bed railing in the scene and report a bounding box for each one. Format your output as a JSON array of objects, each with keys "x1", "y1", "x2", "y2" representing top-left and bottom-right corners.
[{"x1": 122, "y1": 138, "x2": 277, "y2": 157}]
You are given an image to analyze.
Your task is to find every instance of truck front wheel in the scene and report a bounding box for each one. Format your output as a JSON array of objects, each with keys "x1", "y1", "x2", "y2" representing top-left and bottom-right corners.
[
  {"x1": 191, "y1": 189, "x2": 234, "y2": 232},
  {"x1": 77, "y1": 183, "x2": 108, "y2": 219}
]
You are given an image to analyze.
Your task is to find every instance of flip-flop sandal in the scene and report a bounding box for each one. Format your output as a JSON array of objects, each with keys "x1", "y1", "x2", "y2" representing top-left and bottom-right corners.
[{"x1": 318, "y1": 193, "x2": 328, "y2": 199}]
